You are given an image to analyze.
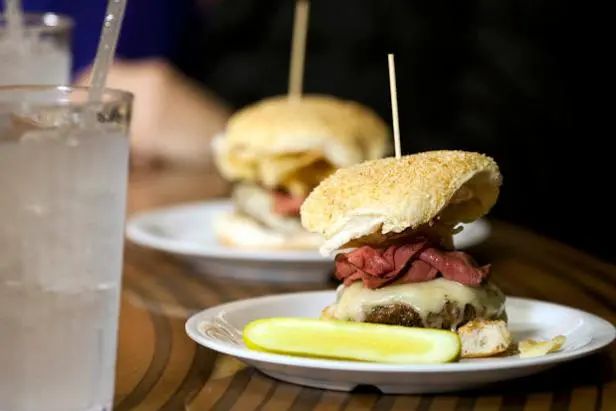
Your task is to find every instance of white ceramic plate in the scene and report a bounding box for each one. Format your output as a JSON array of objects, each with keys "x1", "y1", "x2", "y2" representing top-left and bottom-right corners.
[
  {"x1": 185, "y1": 291, "x2": 615, "y2": 393},
  {"x1": 126, "y1": 200, "x2": 491, "y2": 282}
]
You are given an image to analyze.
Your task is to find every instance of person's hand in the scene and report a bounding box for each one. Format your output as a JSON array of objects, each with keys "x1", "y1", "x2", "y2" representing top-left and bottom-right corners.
[{"x1": 76, "y1": 59, "x2": 231, "y2": 168}]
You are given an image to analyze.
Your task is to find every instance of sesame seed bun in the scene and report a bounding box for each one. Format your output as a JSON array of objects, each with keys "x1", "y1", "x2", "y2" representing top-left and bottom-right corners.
[
  {"x1": 300, "y1": 151, "x2": 502, "y2": 254},
  {"x1": 213, "y1": 95, "x2": 390, "y2": 196}
]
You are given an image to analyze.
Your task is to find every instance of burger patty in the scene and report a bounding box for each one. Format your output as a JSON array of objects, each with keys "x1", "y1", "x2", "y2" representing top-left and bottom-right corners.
[{"x1": 364, "y1": 301, "x2": 506, "y2": 330}]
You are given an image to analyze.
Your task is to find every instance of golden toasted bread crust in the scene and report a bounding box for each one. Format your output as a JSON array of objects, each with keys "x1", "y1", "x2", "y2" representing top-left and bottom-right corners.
[
  {"x1": 458, "y1": 319, "x2": 512, "y2": 358},
  {"x1": 213, "y1": 95, "x2": 389, "y2": 195},
  {"x1": 300, "y1": 151, "x2": 501, "y2": 253},
  {"x1": 225, "y1": 95, "x2": 389, "y2": 159}
]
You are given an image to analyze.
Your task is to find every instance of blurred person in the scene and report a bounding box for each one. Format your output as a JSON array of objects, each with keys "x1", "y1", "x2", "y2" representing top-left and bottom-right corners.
[
  {"x1": 13, "y1": 0, "x2": 191, "y2": 74},
  {"x1": 75, "y1": 60, "x2": 230, "y2": 168},
  {"x1": 8, "y1": 0, "x2": 230, "y2": 168}
]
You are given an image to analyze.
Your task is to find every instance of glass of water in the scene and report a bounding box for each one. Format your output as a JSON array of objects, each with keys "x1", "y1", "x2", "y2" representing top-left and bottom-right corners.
[
  {"x1": 0, "y1": 86, "x2": 132, "y2": 411},
  {"x1": 0, "y1": 13, "x2": 72, "y2": 86}
]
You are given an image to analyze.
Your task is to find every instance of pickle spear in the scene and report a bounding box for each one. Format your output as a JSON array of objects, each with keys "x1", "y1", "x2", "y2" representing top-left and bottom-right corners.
[{"x1": 243, "y1": 317, "x2": 460, "y2": 364}]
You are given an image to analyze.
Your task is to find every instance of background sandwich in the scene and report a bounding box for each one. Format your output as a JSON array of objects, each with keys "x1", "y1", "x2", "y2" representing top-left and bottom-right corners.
[
  {"x1": 213, "y1": 94, "x2": 389, "y2": 249},
  {"x1": 301, "y1": 150, "x2": 511, "y2": 357}
]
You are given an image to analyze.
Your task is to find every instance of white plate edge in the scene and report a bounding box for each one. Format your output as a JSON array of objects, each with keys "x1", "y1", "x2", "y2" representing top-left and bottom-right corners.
[
  {"x1": 185, "y1": 291, "x2": 616, "y2": 373},
  {"x1": 126, "y1": 200, "x2": 329, "y2": 262},
  {"x1": 126, "y1": 200, "x2": 491, "y2": 262}
]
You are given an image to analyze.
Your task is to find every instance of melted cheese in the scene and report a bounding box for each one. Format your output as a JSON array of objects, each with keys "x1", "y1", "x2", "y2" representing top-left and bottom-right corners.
[{"x1": 331, "y1": 278, "x2": 505, "y2": 329}]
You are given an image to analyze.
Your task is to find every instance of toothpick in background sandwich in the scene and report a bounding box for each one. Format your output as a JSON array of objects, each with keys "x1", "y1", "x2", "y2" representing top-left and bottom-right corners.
[
  {"x1": 213, "y1": 95, "x2": 390, "y2": 249},
  {"x1": 300, "y1": 150, "x2": 512, "y2": 357}
]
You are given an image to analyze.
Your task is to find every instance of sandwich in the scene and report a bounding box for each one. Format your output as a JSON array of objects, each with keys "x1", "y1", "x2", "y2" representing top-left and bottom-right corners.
[
  {"x1": 300, "y1": 150, "x2": 511, "y2": 357},
  {"x1": 213, "y1": 95, "x2": 390, "y2": 249}
]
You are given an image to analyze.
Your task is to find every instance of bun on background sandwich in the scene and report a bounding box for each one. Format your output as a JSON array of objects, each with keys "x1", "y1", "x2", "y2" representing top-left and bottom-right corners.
[
  {"x1": 300, "y1": 150, "x2": 511, "y2": 357},
  {"x1": 213, "y1": 95, "x2": 390, "y2": 249}
]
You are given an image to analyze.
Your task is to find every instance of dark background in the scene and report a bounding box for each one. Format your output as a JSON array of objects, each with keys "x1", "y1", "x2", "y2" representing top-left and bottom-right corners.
[
  {"x1": 177, "y1": 0, "x2": 609, "y2": 261},
  {"x1": 10, "y1": 0, "x2": 611, "y2": 261}
]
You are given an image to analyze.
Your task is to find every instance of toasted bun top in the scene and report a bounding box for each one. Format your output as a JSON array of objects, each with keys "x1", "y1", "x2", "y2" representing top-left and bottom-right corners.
[
  {"x1": 300, "y1": 151, "x2": 502, "y2": 254},
  {"x1": 213, "y1": 95, "x2": 389, "y2": 196}
]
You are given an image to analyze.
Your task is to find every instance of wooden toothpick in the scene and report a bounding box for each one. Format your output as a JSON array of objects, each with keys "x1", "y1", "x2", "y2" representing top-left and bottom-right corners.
[
  {"x1": 388, "y1": 53, "x2": 402, "y2": 159},
  {"x1": 288, "y1": 0, "x2": 310, "y2": 100}
]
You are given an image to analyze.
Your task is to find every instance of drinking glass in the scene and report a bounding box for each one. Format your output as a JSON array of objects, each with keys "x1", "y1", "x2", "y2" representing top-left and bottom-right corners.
[
  {"x1": 0, "y1": 13, "x2": 72, "y2": 86},
  {"x1": 0, "y1": 86, "x2": 132, "y2": 411}
]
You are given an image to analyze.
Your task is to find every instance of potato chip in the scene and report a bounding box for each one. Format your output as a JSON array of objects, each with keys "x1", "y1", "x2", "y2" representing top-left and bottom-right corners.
[{"x1": 518, "y1": 335, "x2": 566, "y2": 358}]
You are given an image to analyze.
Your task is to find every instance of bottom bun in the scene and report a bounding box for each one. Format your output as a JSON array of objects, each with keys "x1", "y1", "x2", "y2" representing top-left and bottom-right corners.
[{"x1": 215, "y1": 212, "x2": 323, "y2": 250}]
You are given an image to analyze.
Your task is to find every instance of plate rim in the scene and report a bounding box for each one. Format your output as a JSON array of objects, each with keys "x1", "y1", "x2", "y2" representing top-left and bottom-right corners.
[
  {"x1": 126, "y1": 200, "x2": 491, "y2": 262},
  {"x1": 126, "y1": 199, "x2": 330, "y2": 262},
  {"x1": 185, "y1": 291, "x2": 616, "y2": 373}
]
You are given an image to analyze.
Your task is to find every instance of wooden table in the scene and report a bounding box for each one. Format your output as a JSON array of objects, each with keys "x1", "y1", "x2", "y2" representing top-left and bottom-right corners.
[{"x1": 115, "y1": 169, "x2": 616, "y2": 411}]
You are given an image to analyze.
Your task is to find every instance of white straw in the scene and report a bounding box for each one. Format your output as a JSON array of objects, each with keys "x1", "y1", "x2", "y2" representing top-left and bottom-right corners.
[
  {"x1": 4, "y1": 0, "x2": 24, "y2": 42},
  {"x1": 288, "y1": 0, "x2": 310, "y2": 100},
  {"x1": 388, "y1": 54, "x2": 401, "y2": 159},
  {"x1": 89, "y1": 0, "x2": 128, "y2": 102}
]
